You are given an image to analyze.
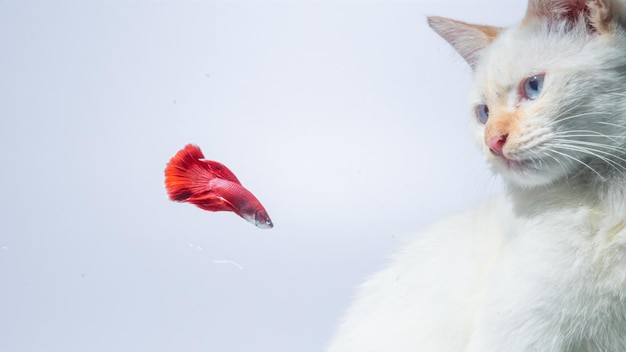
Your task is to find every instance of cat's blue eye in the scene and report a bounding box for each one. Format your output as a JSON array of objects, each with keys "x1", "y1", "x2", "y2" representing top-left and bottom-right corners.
[
  {"x1": 476, "y1": 104, "x2": 489, "y2": 124},
  {"x1": 522, "y1": 74, "x2": 545, "y2": 100}
]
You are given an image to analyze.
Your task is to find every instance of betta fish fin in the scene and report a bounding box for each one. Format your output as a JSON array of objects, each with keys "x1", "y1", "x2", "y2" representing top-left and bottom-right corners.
[
  {"x1": 164, "y1": 144, "x2": 215, "y2": 202},
  {"x1": 200, "y1": 159, "x2": 242, "y2": 185},
  {"x1": 186, "y1": 192, "x2": 238, "y2": 213}
]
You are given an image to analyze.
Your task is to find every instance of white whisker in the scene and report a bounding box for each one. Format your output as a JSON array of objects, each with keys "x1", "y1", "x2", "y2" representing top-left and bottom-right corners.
[
  {"x1": 552, "y1": 130, "x2": 626, "y2": 143},
  {"x1": 594, "y1": 121, "x2": 626, "y2": 129},
  {"x1": 552, "y1": 139, "x2": 626, "y2": 154},
  {"x1": 549, "y1": 143, "x2": 626, "y2": 174},
  {"x1": 545, "y1": 111, "x2": 613, "y2": 129},
  {"x1": 547, "y1": 148, "x2": 605, "y2": 179}
]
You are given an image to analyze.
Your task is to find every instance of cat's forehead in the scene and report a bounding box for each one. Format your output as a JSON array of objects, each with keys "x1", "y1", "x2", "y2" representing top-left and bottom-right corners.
[{"x1": 474, "y1": 22, "x2": 591, "y2": 98}]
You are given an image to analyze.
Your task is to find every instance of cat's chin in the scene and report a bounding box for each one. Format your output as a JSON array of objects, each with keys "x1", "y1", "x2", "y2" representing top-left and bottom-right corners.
[{"x1": 489, "y1": 156, "x2": 562, "y2": 189}]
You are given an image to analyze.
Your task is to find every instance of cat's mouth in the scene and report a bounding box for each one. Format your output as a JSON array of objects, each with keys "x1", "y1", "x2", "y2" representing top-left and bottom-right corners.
[
  {"x1": 493, "y1": 153, "x2": 534, "y2": 170},
  {"x1": 491, "y1": 149, "x2": 568, "y2": 187}
]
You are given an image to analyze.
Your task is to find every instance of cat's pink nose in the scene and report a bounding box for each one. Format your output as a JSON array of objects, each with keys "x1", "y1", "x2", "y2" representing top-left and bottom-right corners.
[{"x1": 486, "y1": 134, "x2": 508, "y2": 156}]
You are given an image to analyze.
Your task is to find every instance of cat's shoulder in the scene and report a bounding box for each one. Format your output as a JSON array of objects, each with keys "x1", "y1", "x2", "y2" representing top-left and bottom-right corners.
[
  {"x1": 327, "y1": 198, "x2": 509, "y2": 352},
  {"x1": 353, "y1": 196, "x2": 510, "y2": 312}
]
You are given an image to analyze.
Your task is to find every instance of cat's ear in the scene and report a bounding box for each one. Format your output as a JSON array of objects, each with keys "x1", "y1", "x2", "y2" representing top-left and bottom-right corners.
[
  {"x1": 525, "y1": 0, "x2": 624, "y2": 34},
  {"x1": 427, "y1": 16, "x2": 502, "y2": 70}
]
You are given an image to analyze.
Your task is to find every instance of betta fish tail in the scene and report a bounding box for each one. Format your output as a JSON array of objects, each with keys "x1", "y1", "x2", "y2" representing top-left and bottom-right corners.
[{"x1": 164, "y1": 144, "x2": 214, "y2": 202}]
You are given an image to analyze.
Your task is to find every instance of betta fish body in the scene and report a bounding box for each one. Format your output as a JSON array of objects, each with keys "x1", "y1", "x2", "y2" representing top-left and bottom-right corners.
[{"x1": 164, "y1": 144, "x2": 273, "y2": 229}]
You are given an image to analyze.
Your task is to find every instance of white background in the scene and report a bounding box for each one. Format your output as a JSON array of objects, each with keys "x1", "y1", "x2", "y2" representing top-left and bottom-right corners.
[{"x1": 0, "y1": 1, "x2": 523, "y2": 351}]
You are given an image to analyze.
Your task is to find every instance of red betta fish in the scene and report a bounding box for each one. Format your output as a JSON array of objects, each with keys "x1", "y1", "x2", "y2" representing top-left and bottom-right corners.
[{"x1": 164, "y1": 144, "x2": 273, "y2": 229}]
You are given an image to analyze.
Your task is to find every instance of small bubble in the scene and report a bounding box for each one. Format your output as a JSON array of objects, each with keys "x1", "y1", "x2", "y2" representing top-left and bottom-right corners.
[{"x1": 213, "y1": 259, "x2": 244, "y2": 270}]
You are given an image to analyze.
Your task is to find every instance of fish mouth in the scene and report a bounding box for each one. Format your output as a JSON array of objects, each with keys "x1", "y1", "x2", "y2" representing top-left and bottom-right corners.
[
  {"x1": 255, "y1": 219, "x2": 273, "y2": 229},
  {"x1": 242, "y1": 214, "x2": 273, "y2": 229},
  {"x1": 254, "y1": 210, "x2": 273, "y2": 229}
]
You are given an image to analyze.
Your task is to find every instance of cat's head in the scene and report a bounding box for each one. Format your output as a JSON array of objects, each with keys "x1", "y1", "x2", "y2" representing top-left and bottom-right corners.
[{"x1": 429, "y1": 0, "x2": 626, "y2": 188}]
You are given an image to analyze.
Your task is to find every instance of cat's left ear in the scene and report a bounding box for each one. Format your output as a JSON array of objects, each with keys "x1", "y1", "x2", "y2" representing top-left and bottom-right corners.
[
  {"x1": 525, "y1": 0, "x2": 626, "y2": 34},
  {"x1": 427, "y1": 16, "x2": 502, "y2": 71}
]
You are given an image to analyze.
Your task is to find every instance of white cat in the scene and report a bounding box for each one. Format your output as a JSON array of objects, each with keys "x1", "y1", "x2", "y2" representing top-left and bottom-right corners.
[{"x1": 327, "y1": 0, "x2": 626, "y2": 351}]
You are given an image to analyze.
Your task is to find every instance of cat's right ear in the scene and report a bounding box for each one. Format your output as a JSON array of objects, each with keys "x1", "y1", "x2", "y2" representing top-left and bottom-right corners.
[{"x1": 427, "y1": 16, "x2": 501, "y2": 70}]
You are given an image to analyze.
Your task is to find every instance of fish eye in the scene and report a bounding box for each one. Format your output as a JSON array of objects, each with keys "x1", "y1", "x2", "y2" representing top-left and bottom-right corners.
[
  {"x1": 522, "y1": 74, "x2": 545, "y2": 101},
  {"x1": 475, "y1": 104, "x2": 489, "y2": 124}
]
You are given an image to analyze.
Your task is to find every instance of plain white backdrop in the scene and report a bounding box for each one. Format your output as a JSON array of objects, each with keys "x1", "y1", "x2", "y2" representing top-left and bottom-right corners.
[{"x1": 0, "y1": 1, "x2": 523, "y2": 351}]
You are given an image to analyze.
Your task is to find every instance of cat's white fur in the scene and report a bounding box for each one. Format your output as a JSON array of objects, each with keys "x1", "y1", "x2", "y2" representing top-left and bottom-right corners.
[{"x1": 327, "y1": 0, "x2": 626, "y2": 351}]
